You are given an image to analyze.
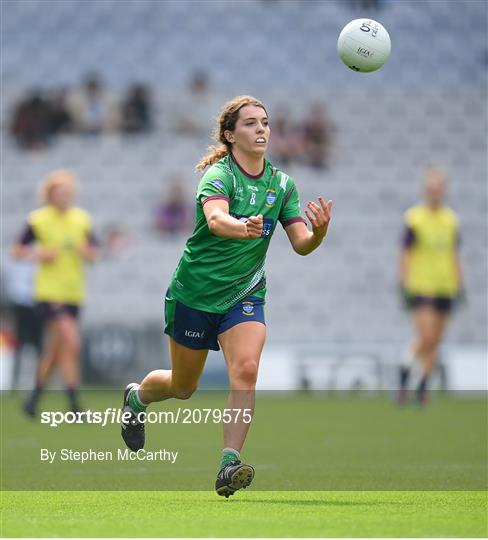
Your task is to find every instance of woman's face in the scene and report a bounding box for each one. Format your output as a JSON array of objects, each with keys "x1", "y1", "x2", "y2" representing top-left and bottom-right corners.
[
  {"x1": 227, "y1": 105, "x2": 270, "y2": 157},
  {"x1": 50, "y1": 182, "x2": 75, "y2": 210},
  {"x1": 424, "y1": 171, "x2": 446, "y2": 207}
]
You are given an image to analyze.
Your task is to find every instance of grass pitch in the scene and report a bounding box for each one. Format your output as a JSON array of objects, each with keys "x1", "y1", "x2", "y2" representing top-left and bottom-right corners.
[
  {"x1": 2, "y1": 490, "x2": 487, "y2": 537},
  {"x1": 1, "y1": 391, "x2": 486, "y2": 536}
]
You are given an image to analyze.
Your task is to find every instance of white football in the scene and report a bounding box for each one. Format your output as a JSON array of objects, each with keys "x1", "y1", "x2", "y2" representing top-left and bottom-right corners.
[{"x1": 337, "y1": 19, "x2": 391, "y2": 73}]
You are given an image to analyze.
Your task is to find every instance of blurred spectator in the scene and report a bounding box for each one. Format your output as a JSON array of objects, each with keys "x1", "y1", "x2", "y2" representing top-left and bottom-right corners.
[
  {"x1": 269, "y1": 109, "x2": 301, "y2": 167},
  {"x1": 349, "y1": 0, "x2": 382, "y2": 10},
  {"x1": 171, "y1": 69, "x2": 219, "y2": 137},
  {"x1": 68, "y1": 73, "x2": 119, "y2": 134},
  {"x1": 190, "y1": 70, "x2": 209, "y2": 95},
  {"x1": 10, "y1": 89, "x2": 51, "y2": 150},
  {"x1": 301, "y1": 103, "x2": 336, "y2": 170},
  {"x1": 121, "y1": 83, "x2": 152, "y2": 134},
  {"x1": 47, "y1": 88, "x2": 73, "y2": 136},
  {"x1": 102, "y1": 222, "x2": 134, "y2": 258},
  {"x1": 154, "y1": 178, "x2": 194, "y2": 236},
  {"x1": 0, "y1": 307, "x2": 17, "y2": 391},
  {"x1": 3, "y1": 256, "x2": 43, "y2": 391}
]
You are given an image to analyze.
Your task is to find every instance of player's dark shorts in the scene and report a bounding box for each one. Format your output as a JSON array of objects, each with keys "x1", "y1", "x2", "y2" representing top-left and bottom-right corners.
[
  {"x1": 37, "y1": 302, "x2": 81, "y2": 322},
  {"x1": 408, "y1": 295, "x2": 453, "y2": 313},
  {"x1": 164, "y1": 290, "x2": 265, "y2": 351}
]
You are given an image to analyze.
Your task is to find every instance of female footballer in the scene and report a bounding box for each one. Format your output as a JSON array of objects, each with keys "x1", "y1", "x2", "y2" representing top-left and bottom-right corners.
[
  {"x1": 399, "y1": 166, "x2": 463, "y2": 405},
  {"x1": 12, "y1": 170, "x2": 98, "y2": 416},
  {"x1": 121, "y1": 96, "x2": 332, "y2": 497}
]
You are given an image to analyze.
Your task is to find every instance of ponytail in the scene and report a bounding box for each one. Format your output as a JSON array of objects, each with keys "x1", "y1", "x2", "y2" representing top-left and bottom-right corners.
[{"x1": 195, "y1": 144, "x2": 230, "y2": 172}]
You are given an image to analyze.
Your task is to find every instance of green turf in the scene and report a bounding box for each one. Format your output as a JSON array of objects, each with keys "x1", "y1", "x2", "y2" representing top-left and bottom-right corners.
[
  {"x1": 1, "y1": 490, "x2": 487, "y2": 537},
  {"x1": 2, "y1": 392, "x2": 486, "y2": 491},
  {"x1": 1, "y1": 392, "x2": 486, "y2": 536}
]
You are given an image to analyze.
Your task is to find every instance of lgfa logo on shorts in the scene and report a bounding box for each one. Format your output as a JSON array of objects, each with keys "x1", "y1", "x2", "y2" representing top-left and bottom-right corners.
[
  {"x1": 242, "y1": 301, "x2": 255, "y2": 316},
  {"x1": 265, "y1": 189, "x2": 277, "y2": 208},
  {"x1": 185, "y1": 330, "x2": 205, "y2": 338}
]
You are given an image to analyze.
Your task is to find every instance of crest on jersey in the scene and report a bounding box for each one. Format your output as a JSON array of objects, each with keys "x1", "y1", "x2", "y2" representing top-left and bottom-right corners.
[
  {"x1": 265, "y1": 189, "x2": 277, "y2": 208},
  {"x1": 242, "y1": 301, "x2": 255, "y2": 316},
  {"x1": 210, "y1": 179, "x2": 225, "y2": 192}
]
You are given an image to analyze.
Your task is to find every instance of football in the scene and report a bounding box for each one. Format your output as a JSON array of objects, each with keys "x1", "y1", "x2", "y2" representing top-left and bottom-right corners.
[{"x1": 337, "y1": 18, "x2": 391, "y2": 72}]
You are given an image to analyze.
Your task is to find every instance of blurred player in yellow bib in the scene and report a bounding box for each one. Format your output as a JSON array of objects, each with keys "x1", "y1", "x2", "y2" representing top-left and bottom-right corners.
[
  {"x1": 399, "y1": 166, "x2": 463, "y2": 404},
  {"x1": 12, "y1": 170, "x2": 98, "y2": 416}
]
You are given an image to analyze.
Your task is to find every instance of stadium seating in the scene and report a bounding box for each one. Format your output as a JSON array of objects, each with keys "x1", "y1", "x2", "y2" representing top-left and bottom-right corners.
[{"x1": 1, "y1": 0, "x2": 486, "y2": 90}]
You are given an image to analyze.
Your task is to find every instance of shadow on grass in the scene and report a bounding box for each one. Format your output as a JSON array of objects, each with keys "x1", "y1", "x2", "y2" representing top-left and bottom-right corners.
[{"x1": 222, "y1": 499, "x2": 405, "y2": 507}]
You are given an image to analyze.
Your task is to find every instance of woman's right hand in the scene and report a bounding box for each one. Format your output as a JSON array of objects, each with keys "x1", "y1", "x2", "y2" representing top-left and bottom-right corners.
[
  {"x1": 246, "y1": 215, "x2": 263, "y2": 239},
  {"x1": 36, "y1": 247, "x2": 59, "y2": 263}
]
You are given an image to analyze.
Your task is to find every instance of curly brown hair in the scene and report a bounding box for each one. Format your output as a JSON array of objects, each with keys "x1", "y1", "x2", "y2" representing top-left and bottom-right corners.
[{"x1": 195, "y1": 95, "x2": 267, "y2": 172}]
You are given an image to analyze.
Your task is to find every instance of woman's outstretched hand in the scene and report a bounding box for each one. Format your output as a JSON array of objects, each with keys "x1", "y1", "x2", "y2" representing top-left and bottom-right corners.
[{"x1": 305, "y1": 197, "x2": 332, "y2": 239}]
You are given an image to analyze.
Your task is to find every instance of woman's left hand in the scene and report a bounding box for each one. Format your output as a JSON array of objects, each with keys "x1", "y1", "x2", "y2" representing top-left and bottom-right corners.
[
  {"x1": 79, "y1": 242, "x2": 99, "y2": 263},
  {"x1": 305, "y1": 197, "x2": 332, "y2": 239}
]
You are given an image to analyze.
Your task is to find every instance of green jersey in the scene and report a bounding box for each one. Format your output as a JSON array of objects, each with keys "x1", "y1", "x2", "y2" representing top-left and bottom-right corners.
[{"x1": 169, "y1": 154, "x2": 306, "y2": 313}]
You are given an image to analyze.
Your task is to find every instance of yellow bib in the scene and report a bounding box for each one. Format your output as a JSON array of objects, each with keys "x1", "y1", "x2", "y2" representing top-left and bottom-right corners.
[
  {"x1": 30, "y1": 206, "x2": 92, "y2": 304},
  {"x1": 405, "y1": 205, "x2": 459, "y2": 297}
]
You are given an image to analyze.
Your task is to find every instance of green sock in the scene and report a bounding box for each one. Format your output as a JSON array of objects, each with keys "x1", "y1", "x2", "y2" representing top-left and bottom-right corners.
[
  {"x1": 220, "y1": 448, "x2": 240, "y2": 468},
  {"x1": 128, "y1": 388, "x2": 147, "y2": 414}
]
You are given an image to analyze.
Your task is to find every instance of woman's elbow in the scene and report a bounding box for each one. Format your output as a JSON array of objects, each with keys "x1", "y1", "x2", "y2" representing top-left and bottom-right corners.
[
  {"x1": 207, "y1": 218, "x2": 217, "y2": 235},
  {"x1": 292, "y1": 243, "x2": 308, "y2": 256},
  {"x1": 207, "y1": 216, "x2": 223, "y2": 237}
]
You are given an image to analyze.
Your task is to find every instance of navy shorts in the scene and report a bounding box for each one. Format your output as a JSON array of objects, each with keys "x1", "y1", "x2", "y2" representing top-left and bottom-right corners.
[
  {"x1": 409, "y1": 295, "x2": 453, "y2": 313},
  {"x1": 164, "y1": 291, "x2": 265, "y2": 351},
  {"x1": 37, "y1": 302, "x2": 81, "y2": 322}
]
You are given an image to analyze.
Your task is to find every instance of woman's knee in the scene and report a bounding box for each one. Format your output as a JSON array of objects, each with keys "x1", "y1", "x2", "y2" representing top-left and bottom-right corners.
[
  {"x1": 172, "y1": 385, "x2": 198, "y2": 400},
  {"x1": 420, "y1": 331, "x2": 439, "y2": 352},
  {"x1": 57, "y1": 317, "x2": 81, "y2": 354},
  {"x1": 229, "y1": 358, "x2": 259, "y2": 387}
]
